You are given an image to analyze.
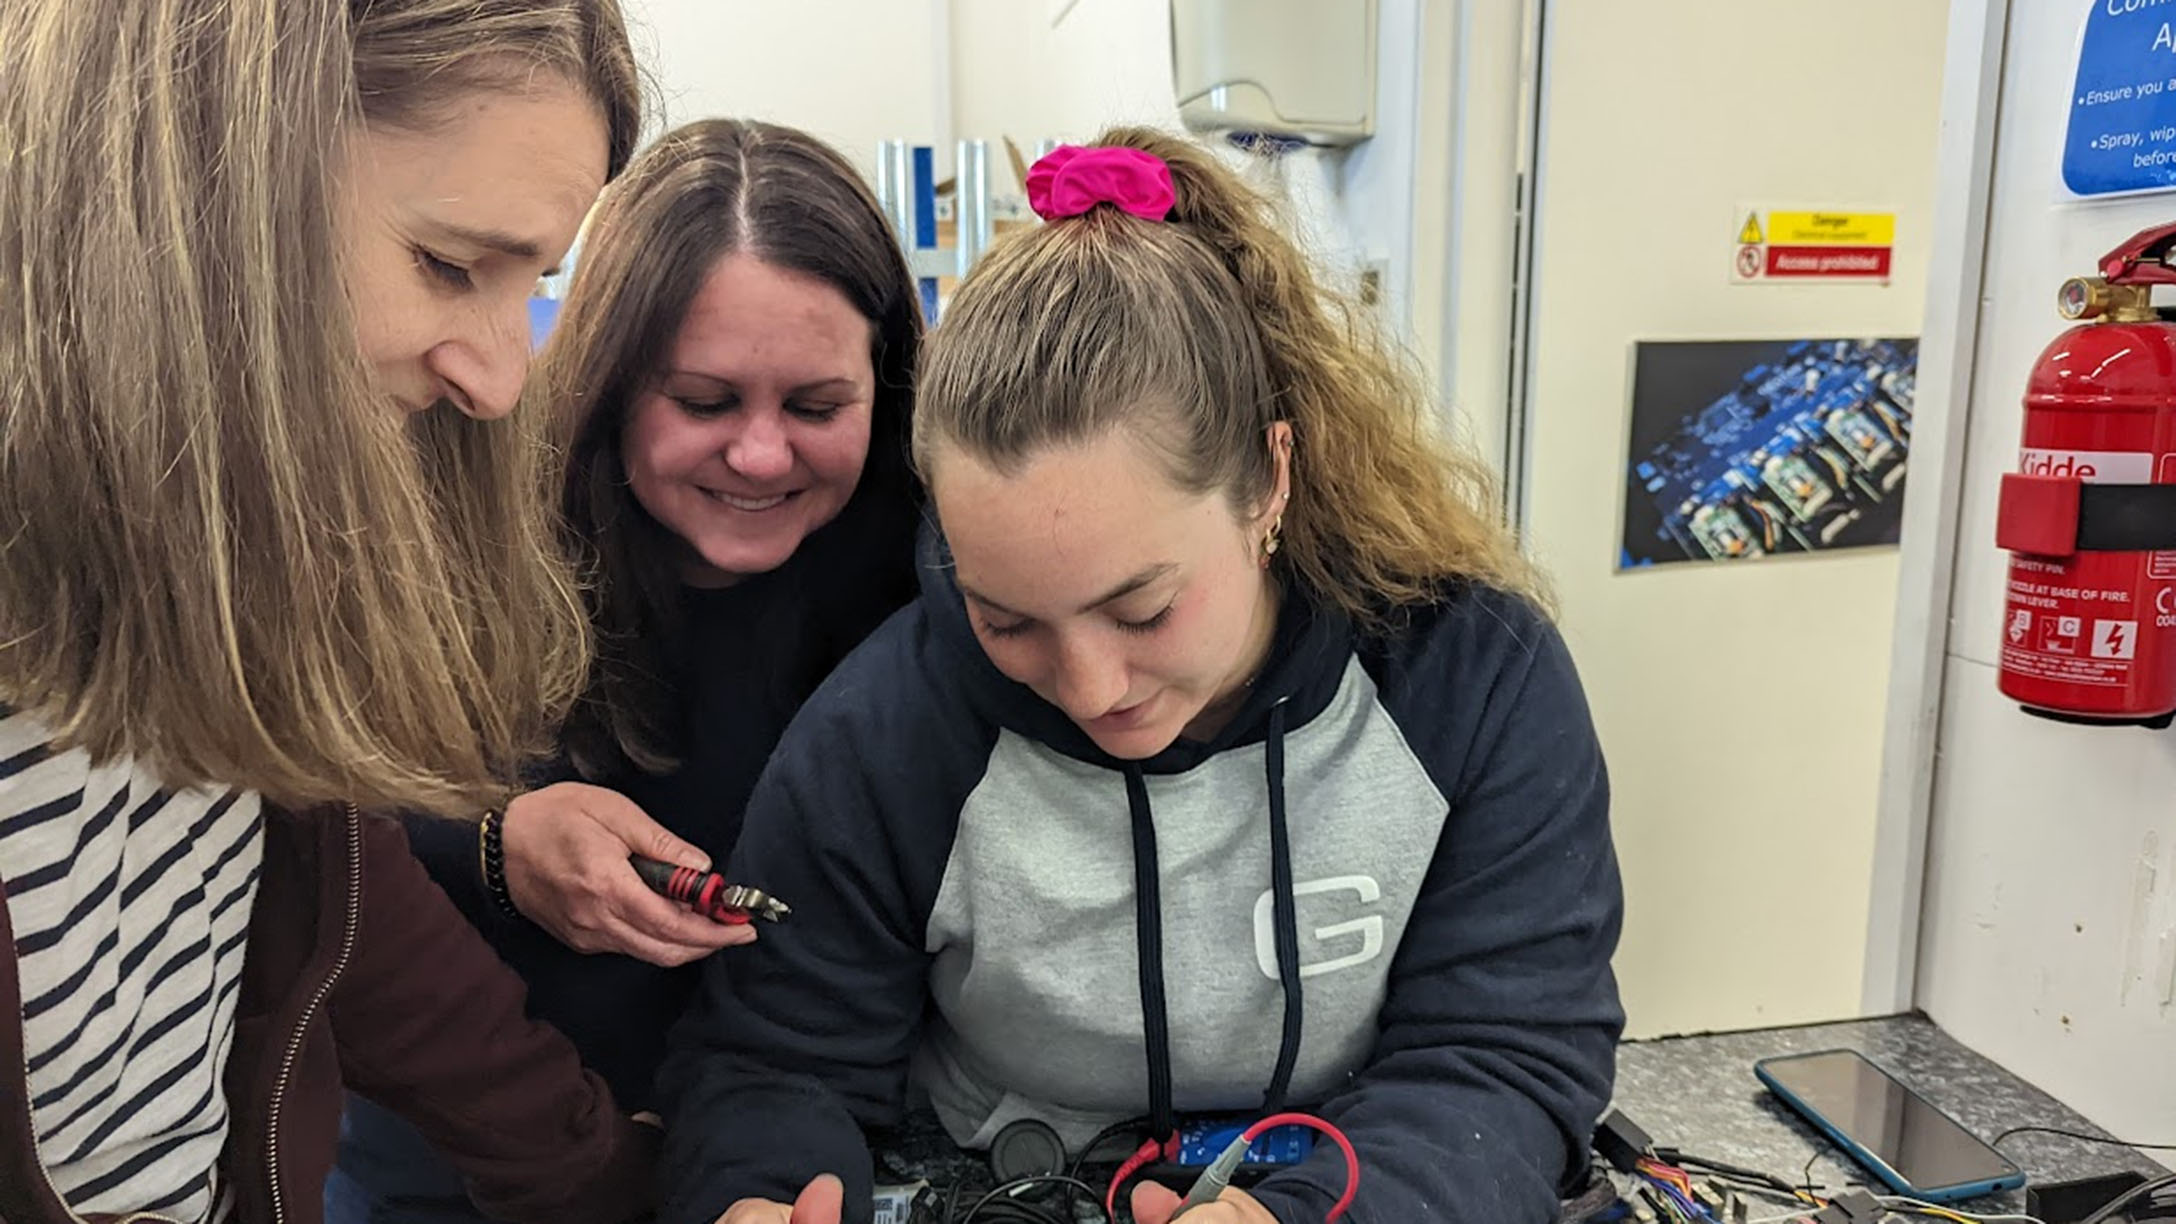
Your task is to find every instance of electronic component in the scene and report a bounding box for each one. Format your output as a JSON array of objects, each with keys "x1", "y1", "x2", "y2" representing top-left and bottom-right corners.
[
  {"x1": 987, "y1": 1119, "x2": 1068, "y2": 1190},
  {"x1": 1166, "y1": 1113, "x2": 1358, "y2": 1222},
  {"x1": 1594, "y1": 1109, "x2": 1655, "y2": 1174},
  {"x1": 1826, "y1": 1188, "x2": 1882, "y2": 1221},
  {"x1": 1824, "y1": 407, "x2": 1896, "y2": 470},
  {"x1": 870, "y1": 1180, "x2": 927, "y2": 1224},
  {"x1": 629, "y1": 855, "x2": 790, "y2": 923},
  {"x1": 1173, "y1": 1117, "x2": 1314, "y2": 1167},
  {"x1": 1132, "y1": 1114, "x2": 1319, "y2": 1206},
  {"x1": 2028, "y1": 1170, "x2": 2159, "y2": 1224},
  {"x1": 1761, "y1": 452, "x2": 1835, "y2": 519},
  {"x1": 1688, "y1": 502, "x2": 1763, "y2": 559}
]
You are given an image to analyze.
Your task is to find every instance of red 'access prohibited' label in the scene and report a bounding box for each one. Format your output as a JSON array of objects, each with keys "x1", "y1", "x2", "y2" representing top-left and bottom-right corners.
[{"x1": 1763, "y1": 244, "x2": 1891, "y2": 278}]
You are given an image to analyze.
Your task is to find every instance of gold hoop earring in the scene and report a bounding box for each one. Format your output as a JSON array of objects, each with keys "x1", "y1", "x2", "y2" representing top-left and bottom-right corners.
[{"x1": 1260, "y1": 516, "x2": 1283, "y2": 569}]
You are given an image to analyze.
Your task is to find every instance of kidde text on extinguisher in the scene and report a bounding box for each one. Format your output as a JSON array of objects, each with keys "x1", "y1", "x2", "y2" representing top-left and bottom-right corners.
[{"x1": 1994, "y1": 222, "x2": 2176, "y2": 730}]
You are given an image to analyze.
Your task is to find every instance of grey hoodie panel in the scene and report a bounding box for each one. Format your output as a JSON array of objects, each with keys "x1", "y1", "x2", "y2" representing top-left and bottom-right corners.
[{"x1": 915, "y1": 657, "x2": 1447, "y2": 1150}]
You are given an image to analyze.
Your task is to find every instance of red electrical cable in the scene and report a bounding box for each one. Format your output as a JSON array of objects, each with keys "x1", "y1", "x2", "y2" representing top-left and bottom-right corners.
[
  {"x1": 1239, "y1": 1113, "x2": 1361, "y2": 1222},
  {"x1": 1106, "y1": 1115, "x2": 1362, "y2": 1221},
  {"x1": 1105, "y1": 1136, "x2": 1171, "y2": 1219}
]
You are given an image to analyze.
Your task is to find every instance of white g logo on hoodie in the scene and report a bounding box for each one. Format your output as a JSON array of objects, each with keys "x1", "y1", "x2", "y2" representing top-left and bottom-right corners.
[{"x1": 1254, "y1": 876, "x2": 1386, "y2": 980}]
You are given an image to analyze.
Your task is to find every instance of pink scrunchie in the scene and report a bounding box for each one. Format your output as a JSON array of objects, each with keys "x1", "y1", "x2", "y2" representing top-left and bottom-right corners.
[{"x1": 1025, "y1": 145, "x2": 1176, "y2": 222}]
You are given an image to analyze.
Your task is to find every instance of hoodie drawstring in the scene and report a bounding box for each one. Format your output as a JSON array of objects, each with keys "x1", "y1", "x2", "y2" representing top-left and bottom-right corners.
[
  {"x1": 1125, "y1": 764, "x2": 1178, "y2": 1142},
  {"x1": 1126, "y1": 700, "x2": 1305, "y2": 1141},
  {"x1": 1261, "y1": 700, "x2": 1303, "y2": 1112}
]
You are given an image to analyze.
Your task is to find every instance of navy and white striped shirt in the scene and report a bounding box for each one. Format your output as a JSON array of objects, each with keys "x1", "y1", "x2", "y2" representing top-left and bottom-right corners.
[{"x1": 1, "y1": 708, "x2": 263, "y2": 1223}]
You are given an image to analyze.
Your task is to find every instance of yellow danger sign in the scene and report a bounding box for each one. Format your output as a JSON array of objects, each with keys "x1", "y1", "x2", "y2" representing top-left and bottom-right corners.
[
  {"x1": 1731, "y1": 205, "x2": 1896, "y2": 283},
  {"x1": 1763, "y1": 210, "x2": 1895, "y2": 246}
]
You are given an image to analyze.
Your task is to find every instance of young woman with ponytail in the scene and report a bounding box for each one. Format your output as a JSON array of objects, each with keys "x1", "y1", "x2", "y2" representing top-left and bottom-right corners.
[{"x1": 659, "y1": 129, "x2": 1625, "y2": 1224}]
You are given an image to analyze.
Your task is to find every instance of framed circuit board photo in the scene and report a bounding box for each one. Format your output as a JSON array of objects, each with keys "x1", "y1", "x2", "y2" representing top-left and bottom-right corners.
[{"x1": 1619, "y1": 338, "x2": 1916, "y2": 569}]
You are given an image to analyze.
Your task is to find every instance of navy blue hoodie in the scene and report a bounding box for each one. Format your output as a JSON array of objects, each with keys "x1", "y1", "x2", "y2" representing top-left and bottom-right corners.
[{"x1": 659, "y1": 538, "x2": 1624, "y2": 1224}]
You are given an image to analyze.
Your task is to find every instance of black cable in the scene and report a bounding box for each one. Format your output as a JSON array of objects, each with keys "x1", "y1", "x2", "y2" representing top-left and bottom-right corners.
[
  {"x1": 960, "y1": 1204, "x2": 1069, "y2": 1224},
  {"x1": 956, "y1": 1175, "x2": 1112, "y2": 1224},
  {"x1": 2081, "y1": 1172, "x2": 2176, "y2": 1224},
  {"x1": 1698, "y1": 1174, "x2": 1818, "y2": 1209},
  {"x1": 1657, "y1": 1149, "x2": 1803, "y2": 1195},
  {"x1": 1067, "y1": 1116, "x2": 1151, "y2": 1184},
  {"x1": 1991, "y1": 1125, "x2": 2176, "y2": 1154},
  {"x1": 1802, "y1": 1139, "x2": 1832, "y2": 1203}
]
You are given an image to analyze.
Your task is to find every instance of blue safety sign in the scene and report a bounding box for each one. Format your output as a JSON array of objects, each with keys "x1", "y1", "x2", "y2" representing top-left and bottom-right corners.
[{"x1": 2064, "y1": 0, "x2": 2176, "y2": 198}]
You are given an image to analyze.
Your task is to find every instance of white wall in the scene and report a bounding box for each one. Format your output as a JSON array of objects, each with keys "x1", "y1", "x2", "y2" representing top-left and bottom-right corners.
[
  {"x1": 621, "y1": 0, "x2": 949, "y2": 178},
  {"x1": 624, "y1": 0, "x2": 1439, "y2": 362},
  {"x1": 1322, "y1": 0, "x2": 1421, "y2": 327},
  {"x1": 947, "y1": 0, "x2": 1439, "y2": 351},
  {"x1": 948, "y1": 0, "x2": 1181, "y2": 163},
  {"x1": 1909, "y1": 0, "x2": 2176, "y2": 1146},
  {"x1": 1519, "y1": 0, "x2": 1950, "y2": 1037}
]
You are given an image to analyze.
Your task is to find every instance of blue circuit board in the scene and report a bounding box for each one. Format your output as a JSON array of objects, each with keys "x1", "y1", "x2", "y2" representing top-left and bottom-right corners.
[{"x1": 1172, "y1": 1118, "x2": 1316, "y2": 1167}]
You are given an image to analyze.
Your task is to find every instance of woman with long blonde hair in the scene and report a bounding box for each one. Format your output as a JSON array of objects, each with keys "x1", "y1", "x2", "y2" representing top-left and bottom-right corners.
[
  {"x1": 0, "y1": 0, "x2": 662, "y2": 1220},
  {"x1": 659, "y1": 131, "x2": 1624, "y2": 1224}
]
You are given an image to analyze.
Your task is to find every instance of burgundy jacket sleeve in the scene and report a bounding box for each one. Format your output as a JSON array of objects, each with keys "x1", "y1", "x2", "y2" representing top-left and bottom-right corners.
[{"x1": 329, "y1": 815, "x2": 656, "y2": 1224}]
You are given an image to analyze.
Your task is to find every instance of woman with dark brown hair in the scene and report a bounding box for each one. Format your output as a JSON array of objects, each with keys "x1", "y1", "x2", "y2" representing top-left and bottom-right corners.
[
  {"x1": 0, "y1": 0, "x2": 662, "y2": 1221},
  {"x1": 330, "y1": 117, "x2": 924, "y2": 1224}
]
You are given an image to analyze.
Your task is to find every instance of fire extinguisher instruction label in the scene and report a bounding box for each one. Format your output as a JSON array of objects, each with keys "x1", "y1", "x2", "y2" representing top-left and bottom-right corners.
[
  {"x1": 2002, "y1": 647, "x2": 2132, "y2": 687},
  {"x1": 2005, "y1": 559, "x2": 2141, "y2": 686}
]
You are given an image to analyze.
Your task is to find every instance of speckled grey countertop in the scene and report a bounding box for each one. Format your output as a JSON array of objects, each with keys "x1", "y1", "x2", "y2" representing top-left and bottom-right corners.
[{"x1": 1613, "y1": 1012, "x2": 2169, "y2": 1213}]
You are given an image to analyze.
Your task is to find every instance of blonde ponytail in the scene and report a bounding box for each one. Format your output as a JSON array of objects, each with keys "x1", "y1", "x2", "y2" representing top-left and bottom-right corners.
[{"x1": 917, "y1": 126, "x2": 1543, "y2": 628}]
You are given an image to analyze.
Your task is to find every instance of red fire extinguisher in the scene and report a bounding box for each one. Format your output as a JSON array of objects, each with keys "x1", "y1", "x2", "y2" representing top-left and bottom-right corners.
[{"x1": 1996, "y1": 223, "x2": 2176, "y2": 729}]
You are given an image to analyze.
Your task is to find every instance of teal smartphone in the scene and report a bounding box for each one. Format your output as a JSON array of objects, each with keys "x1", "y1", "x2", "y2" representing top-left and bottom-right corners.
[{"x1": 1754, "y1": 1049, "x2": 2027, "y2": 1204}]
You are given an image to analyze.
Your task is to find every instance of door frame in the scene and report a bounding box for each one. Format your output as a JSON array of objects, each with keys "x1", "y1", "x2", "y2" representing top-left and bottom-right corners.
[{"x1": 1861, "y1": 0, "x2": 2009, "y2": 1016}]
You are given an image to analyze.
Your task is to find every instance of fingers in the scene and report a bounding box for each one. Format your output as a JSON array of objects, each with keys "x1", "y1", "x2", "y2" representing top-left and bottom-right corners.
[
  {"x1": 599, "y1": 910, "x2": 757, "y2": 968},
  {"x1": 789, "y1": 1175, "x2": 845, "y2": 1224},
  {"x1": 1151, "y1": 1188, "x2": 1280, "y2": 1224},
  {"x1": 1130, "y1": 1182, "x2": 1264, "y2": 1224},
  {"x1": 711, "y1": 1174, "x2": 844, "y2": 1224},
  {"x1": 583, "y1": 787, "x2": 711, "y2": 870},
  {"x1": 716, "y1": 1199, "x2": 793, "y2": 1224},
  {"x1": 1131, "y1": 1181, "x2": 1185, "y2": 1224},
  {"x1": 614, "y1": 879, "x2": 758, "y2": 956}
]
